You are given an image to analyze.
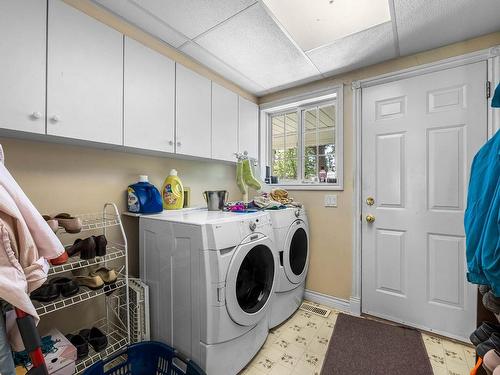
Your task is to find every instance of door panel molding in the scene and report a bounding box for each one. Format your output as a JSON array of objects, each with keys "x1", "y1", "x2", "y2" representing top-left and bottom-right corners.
[{"x1": 351, "y1": 45, "x2": 498, "y2": 331}]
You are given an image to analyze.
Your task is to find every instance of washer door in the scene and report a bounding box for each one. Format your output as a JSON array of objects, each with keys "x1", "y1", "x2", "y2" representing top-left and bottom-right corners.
[
  {"x1": 283, "y1": 220, "x2": 309, "y2": 284},
  {"x1": 225, "y1": 235, "x2": 277, "y2": 326}
]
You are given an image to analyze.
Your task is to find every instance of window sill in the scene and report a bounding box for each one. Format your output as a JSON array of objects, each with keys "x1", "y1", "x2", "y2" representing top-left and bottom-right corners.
[{"x1": 266, "y1": 183, "x2": 344, "y2": 191}]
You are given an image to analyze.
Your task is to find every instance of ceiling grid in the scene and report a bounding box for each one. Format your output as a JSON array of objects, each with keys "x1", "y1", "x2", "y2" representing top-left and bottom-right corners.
[{"x1": 93, "y1": 0, "x2": 500, "y2": 96}]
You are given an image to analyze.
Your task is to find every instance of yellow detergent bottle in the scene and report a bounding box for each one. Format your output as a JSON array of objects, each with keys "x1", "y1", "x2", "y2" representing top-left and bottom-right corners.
[{"x1": 162, "y1": 169, "x2": 184, "y2": 210}]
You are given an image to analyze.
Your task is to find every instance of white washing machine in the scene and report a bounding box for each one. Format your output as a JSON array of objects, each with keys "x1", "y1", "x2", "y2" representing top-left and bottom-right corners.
[
  {"x1": 139, "y1": 209, "x2": 278, "y2": 375},
  {"x1": 267, "y1": 207, "x2": 309, "y2": 328}
]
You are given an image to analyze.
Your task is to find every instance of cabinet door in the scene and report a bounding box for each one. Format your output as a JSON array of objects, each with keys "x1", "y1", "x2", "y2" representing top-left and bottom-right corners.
[
  {"x1": 175, "y1": 65, "x2": 211, "y2": 158},
  {"x1": 0, "y1": 0, "x2": 46, "y2": 134},
  {"x1": 124, "y1": 37, "x2": 175, "y2": 152},
  {"x1": 212, "y1": 83, "x2": 238, "y2": 162},
  {"x1": 47, "y1": 0, "x2": 123, "y2": 145},
  {"x1": 238, "y1": 97, "x2": 259, "y2": 159}
]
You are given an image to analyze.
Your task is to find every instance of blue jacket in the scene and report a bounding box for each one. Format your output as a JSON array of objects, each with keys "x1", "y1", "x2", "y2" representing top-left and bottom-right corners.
[{"x1": 465, "y1": 130, "x2": 500, "y2": 295}]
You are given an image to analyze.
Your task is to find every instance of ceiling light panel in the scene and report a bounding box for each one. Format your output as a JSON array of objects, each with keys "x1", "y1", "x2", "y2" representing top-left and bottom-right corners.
[
  {"x1": 262, "y1": 0, "x2": 391, "y2": 52},
  {"x1": 195, "y1": 4, "x2": 320, "y2": 90},
  {"x1": 93, "y1": 0, "x2": 188, "y2": 47},
  {"x1": 394, "y1": 0, "x2": 500, "y2": 56},
  {"x1": 306, "y1": 22, "x2": 396, "y2": 76},
  {"x1": 130, "y1": 0, "x2": 256, "y2": 39}
]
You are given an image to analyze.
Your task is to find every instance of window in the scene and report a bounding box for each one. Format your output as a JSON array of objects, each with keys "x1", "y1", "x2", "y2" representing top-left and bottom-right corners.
[{"x1": 264, "y1": 88, "x2": 343, "y2": 189}]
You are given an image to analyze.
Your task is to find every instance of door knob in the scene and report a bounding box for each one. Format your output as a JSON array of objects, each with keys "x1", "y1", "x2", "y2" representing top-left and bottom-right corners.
[
  {"x1": 50, "y1": 115, "x2": 60, "y2": 123},
  {"x1": 366, "y1": 214, "x2": 375, "y2": 223},
  {"x1": 31, "y1": 111, "x2": 42, "y2": 120},
  {"x1": 366, "y1": 196, "x2": 375, "y2": 206},
  {"x1": 176, "y1": 141, "x2": 181, "y2": 147}
]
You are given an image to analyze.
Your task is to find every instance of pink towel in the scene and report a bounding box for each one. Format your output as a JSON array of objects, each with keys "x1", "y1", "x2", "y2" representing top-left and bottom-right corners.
[{"x1": 0, "y1": 163, "x2": 64, "y2": 260}]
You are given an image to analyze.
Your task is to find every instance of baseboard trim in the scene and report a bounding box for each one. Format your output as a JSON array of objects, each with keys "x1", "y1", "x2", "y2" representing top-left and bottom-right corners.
[{"x1": 304, "y1": 289, "x2": 350, "y2": 312}]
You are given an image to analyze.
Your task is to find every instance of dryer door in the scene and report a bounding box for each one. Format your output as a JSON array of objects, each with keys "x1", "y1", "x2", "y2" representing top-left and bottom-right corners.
[
  {"x1": 225, "y1": 234, "x2": 277, "y2": 326},
  {"x1": 283, "y1": 220, "x2": 309, "y2": 284}
]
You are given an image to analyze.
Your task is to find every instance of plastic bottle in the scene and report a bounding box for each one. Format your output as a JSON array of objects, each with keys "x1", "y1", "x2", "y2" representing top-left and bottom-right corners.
[
  {"x1": 162, "y1": 169, "x2": 184, "y2": 210},
  {"x1": 127, "y1": 175, "x2": 163, "y2": 214}
]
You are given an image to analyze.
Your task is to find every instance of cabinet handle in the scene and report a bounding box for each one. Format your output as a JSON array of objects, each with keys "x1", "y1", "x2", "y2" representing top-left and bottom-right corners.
[
  {"x1": 177, "y1": 141, "x2": 181, "y2": 147},
  {"x1": 50, "y1": 115, "x2": 60, "y2": 123},
  {"x1": 168, "y1": 140, "x2": 174, "y2": 146},
  {"x1": 31, "y1": 111, "x2": 42, "y2": 120}
]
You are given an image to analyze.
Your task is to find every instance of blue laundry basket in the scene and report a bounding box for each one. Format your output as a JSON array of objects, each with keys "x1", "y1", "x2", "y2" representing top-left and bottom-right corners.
[{"x1": 84, "y1": 342, "x2": 205, "y2": 375}]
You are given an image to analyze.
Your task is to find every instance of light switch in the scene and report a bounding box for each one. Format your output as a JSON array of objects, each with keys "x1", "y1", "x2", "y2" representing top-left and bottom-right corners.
[{"x1": 324, "y1": 194, "x2": 337, "y2": 207}]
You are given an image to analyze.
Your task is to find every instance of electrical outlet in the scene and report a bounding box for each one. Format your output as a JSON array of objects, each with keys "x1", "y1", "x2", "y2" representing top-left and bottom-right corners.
[{"x1": 324, "y1": 194, "x2": 337, "y2": 207}]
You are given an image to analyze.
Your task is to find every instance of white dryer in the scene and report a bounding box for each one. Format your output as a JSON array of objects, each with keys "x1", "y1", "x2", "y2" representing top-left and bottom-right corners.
[
  {"x1": 139, "y1": 209, "x2": 278, "y2": 375},
  {"x1": 267, "y1": 207, "x2": 309, "y2": 328}
]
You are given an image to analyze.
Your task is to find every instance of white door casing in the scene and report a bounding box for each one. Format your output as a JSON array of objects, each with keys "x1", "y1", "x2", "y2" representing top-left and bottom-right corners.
[
  {"x1": 0, "y1": 0, "x2": 46, "y2": 134},
  {"x1": 361, "y1": 61, "x2": 487, "y2": 341}
]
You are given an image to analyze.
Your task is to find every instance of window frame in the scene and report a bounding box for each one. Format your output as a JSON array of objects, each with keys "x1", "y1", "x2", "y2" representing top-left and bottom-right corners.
[{"x1": 262, "y1": 86, "x2": 344, "y2": 191}]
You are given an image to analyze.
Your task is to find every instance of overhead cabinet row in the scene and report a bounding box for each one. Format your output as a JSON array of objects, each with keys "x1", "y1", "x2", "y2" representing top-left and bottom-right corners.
[{"x1": 0, "y1": 0, "x2": 259, "y2": 161}]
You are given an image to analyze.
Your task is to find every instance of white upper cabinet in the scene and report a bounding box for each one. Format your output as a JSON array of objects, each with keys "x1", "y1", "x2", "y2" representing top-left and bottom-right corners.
[
  {"x1": 212, "y1": 83, "x2": 238, "y2": 162},
  {"x1": 0, "y1": 1, "x2": 46, "y2": 134},
  {"x1": 124, "y1": 37, "x2": 175, "y2": 152},
  {"x1": 47, "y1": 0, "x2": 123, "y2": 145},
  {"x1": 238, "y1": 97, "x2": 259, "y2": 159},
  {"x1": 175, "y1": 64, "x2": 212, "y2": 158}
]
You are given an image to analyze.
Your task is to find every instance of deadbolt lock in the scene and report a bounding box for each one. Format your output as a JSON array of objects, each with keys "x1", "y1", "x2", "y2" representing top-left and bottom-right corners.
[
  {"x1": 366, "y1": 197, "x2": 375, "y2": 206},
  {"x1": 366, "y1": 214, "x2": 375, "y2": 223}
]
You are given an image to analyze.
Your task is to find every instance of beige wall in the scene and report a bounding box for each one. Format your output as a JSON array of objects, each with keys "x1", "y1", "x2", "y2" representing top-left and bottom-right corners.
[
  {"x1": 0, "y1": 137, "x2": 240, "y2": 278},
  {"x1": 260, "y1": 32, "x2": 500, "y2": 300}
]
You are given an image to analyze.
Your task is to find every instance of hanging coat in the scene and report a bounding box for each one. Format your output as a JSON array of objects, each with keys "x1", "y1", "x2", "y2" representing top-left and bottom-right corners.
[{"x1": 465, "y1": 130, "x2": 500, "y2": 296}]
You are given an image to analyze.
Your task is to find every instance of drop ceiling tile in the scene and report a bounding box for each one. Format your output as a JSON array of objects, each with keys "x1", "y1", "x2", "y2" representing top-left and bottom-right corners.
[
  {"x1": 195, "y1": 4, "x2": 320, "y2": 91},
  {"x1": 395, "y1": 0, "x2": 500, "y2": 56},
  {"x1": 93, "y1": 0, "x2": 187, "y2": 47},
  {"x1": 180, "y1": 42, "x2": 265, "y2": 94},
  {"x1": 306, "y1": 22, "x2": 397, "y2": 77},
  {"x1": 131, "y1": 0, "x2": 256, "y2": 39}
]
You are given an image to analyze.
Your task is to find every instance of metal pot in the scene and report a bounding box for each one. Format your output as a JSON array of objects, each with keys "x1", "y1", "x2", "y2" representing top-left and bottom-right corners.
[{"x1": 203, "y1": 190, "x2": 229, "y2": 211}]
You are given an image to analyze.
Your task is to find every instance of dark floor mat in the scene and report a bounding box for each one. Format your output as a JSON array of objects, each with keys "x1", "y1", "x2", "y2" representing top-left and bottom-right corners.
[{"x1": 321, "y1": 313, "x2": 433, "y2": 375}]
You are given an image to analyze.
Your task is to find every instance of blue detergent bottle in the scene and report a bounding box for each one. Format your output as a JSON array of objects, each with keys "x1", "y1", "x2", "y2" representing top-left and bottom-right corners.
[{"x1": 127, "y1": 175, "x2": 163, "y2": 214}]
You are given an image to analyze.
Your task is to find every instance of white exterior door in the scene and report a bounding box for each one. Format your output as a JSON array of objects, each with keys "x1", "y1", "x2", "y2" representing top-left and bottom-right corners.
[
  {"x1": 361, "y1": 62, "x2": 487, "y2": 341},
  {"x1": 0, "y1": 0, "x2": 46, "y2": 134},
  {"x1": 47, "y1": 0, "x2": 123, "y2": 145},
  {"x1": 124, "y1": 37, "x2": 175, "y2": 152}
]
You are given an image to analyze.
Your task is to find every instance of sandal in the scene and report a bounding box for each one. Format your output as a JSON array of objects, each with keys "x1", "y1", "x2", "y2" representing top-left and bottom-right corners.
[
  {"x1": 66, "y1": 237, "x2": 96, "y2": 259},
  {"x1": 79, "y1": 327, "x2": 108, "y2": 352},
  {"x1": 90, "y1": 267, "x2": 117, "y2": 285},
  {"x1": 93, "y1": 235, "x2": 107, "y2": 257},
  {"x1": 49, "y1": 277, "x2": 79, "y2": 298},
  {"x1": 30, "y1": 283, "x2": 59, "y2": 302},
  {"x1": 74, "y1": 275, "x2": 104, "y2": 290},
  {"x1": 54, "y1": 213, "x2": 82, "y2": 233},
  {"x1": 66, "y1": 334, "x2": 88, "y2": 359}
]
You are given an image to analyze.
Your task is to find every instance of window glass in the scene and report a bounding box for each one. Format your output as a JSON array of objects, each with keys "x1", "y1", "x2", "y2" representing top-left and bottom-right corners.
[
  {"x1": 271, "y1": 111, "x2": 298, "y2": 181},
  {"x1": 267, "y1": 93, "x2": 342, "y2": 188}
]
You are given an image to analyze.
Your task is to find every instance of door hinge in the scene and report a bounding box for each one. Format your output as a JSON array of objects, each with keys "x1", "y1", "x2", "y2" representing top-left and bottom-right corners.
[{"x1": 487, "y1": 81, "x2": 492, "y2": 99}]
